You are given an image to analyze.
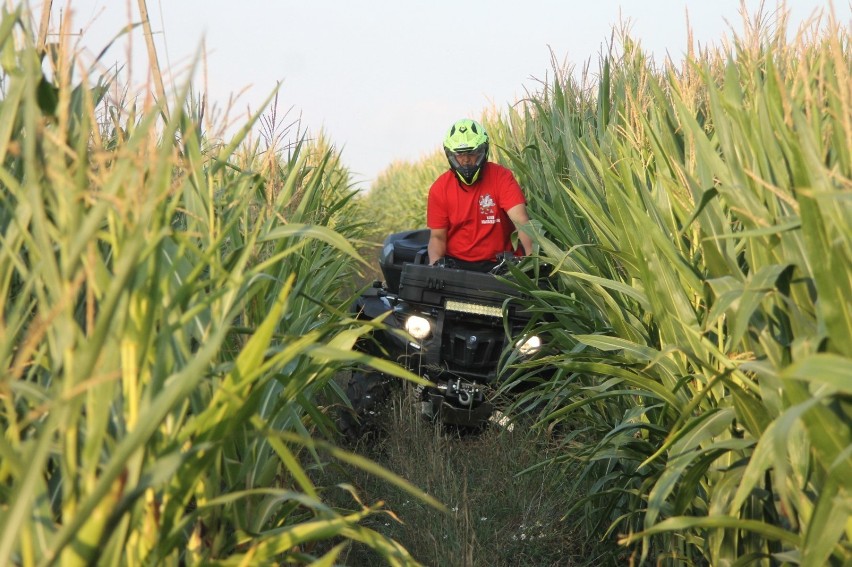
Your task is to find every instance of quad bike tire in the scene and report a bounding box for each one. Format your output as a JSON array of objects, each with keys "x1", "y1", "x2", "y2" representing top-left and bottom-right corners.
[{"x1": 337, "y1": 370, "x2": 393, "y2": 441}]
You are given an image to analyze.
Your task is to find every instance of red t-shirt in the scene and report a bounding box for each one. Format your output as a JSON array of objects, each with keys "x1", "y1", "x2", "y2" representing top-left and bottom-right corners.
[{"x1": 427, "y1": 162, "x2": 526, "y2": 262}]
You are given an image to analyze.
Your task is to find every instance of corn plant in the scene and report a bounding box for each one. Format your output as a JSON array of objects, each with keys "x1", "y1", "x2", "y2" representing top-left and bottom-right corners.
[
  {"x1": 0, "y1": 6, "x2": 431, "y2": 565},
  {"x1": 353, "y1": 153, "x2": 446, "y2": 240},
  {"x1": 488, "y1": 7, "x2": 851, "y2": 566}
]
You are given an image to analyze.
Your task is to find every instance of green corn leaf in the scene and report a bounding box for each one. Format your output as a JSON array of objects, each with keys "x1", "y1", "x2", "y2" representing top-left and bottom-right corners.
[
  {"x1": 801, "y1": 468, "x2": 851, "y2": 567},
  {"x1": 621, "y1": 515, "x2": 800, "y2": 547},
  {"x1": 782, "y1": 353, "x2": 852, "y2": 394}
]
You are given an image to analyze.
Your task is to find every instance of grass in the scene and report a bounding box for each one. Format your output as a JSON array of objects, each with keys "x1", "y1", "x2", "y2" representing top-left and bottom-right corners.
[{"x1": 313, "y1": 383, "x2": 621, "y2": 566}]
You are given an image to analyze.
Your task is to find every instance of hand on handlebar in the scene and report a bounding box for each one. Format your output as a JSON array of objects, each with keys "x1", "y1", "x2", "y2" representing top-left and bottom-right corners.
[
  {"x1": 432, "y1": 257, "x2": 458, "y2": 268},
  {"x1": 490, "y1": 252, "x2": 521, "y2": 274}
]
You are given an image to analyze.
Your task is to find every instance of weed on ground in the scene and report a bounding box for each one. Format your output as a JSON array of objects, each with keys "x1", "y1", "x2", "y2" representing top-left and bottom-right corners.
[{"x1": 314, "y1": 386, "x2": 620, "y2": 566}]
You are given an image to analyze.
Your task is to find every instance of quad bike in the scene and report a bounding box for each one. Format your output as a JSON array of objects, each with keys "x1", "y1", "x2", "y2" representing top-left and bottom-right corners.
[{"x1": 339, "y1": 228, "x2": 547, "y2": 439}]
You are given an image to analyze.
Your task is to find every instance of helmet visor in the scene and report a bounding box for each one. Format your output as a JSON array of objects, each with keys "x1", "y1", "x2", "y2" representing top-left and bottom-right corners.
[{"x1": 447, "y1": 145, "x2": 487, "y2": 173}]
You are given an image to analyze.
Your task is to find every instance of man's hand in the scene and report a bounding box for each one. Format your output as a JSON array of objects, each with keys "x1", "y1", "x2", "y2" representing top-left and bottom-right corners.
[{"x1": 490, "y1": 252, "x2": 520, "y2": 274}]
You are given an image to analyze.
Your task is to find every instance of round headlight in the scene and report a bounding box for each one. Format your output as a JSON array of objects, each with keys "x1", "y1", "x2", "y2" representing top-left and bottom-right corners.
[
  {"x1": 515, "y1": 335, "x2": 542, "y2": 356},
  {"x1": 405, "y1": 315, "x2": 432, "y2": 340}
]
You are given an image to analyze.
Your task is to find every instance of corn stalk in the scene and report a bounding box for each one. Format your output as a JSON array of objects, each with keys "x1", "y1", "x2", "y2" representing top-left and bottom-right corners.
[
  {"x1": 0, "y1": 7, "x2": 427, "y2": 566},
  {"x1": 489, "y1": 6, "x2": 851, "y2": 565}
]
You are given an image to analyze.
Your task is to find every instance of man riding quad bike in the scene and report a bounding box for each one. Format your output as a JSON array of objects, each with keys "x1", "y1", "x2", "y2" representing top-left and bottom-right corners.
[{"x1": 339, "y1": 229, "x2": 548, "y2": 438}]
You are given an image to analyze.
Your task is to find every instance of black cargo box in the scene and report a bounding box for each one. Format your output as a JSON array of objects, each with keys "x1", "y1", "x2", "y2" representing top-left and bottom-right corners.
[{"x1": 398, "y1": 263, "x2": 522, "y2": 311}]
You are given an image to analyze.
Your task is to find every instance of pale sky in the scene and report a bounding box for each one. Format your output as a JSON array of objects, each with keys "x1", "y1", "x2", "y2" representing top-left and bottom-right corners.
[{"x1": 38, "y1": 1, "x2": 850, "y2": 188}]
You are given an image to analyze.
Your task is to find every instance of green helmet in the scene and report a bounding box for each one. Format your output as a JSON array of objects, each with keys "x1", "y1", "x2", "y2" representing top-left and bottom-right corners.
[{"x1": 443, "y1": 118, "x2": 489, "y2": 185}]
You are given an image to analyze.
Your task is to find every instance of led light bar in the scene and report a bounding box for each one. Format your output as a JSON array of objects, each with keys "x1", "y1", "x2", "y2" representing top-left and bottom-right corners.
[{"x1": 445, "y1": 300, "x2": 503, "y2": 318}]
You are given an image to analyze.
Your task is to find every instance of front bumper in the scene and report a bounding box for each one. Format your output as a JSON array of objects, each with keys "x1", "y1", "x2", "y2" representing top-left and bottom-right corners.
[
  {"x1": 430, "y1": 394, "x2": 494, "y2": 426},
  {"x1": 425, "y1": 378, "x2": 494, "y2": 426}
]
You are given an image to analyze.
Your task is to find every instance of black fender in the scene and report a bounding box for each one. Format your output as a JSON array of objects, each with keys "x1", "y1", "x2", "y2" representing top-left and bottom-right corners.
[
  {"x1": 353, "y1": 287, "x2": 395, "y2": 321},
  {"x1": 351, "y1": 287, "x2": 411, "y2": 359}
]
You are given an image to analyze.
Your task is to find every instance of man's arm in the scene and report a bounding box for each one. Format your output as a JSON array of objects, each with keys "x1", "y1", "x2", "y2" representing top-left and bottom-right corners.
[
  {"x1": 506, "y1": 204, "x2": 533, "y2": 255},
  {"x1": 428, "y1": 228, "x2": 448, "y2": 264}
]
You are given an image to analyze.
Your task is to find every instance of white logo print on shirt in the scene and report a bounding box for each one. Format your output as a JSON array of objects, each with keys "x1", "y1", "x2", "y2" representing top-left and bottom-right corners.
[{"x1": 479, "y1": 194, "x2": 499, "y2": 225}]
